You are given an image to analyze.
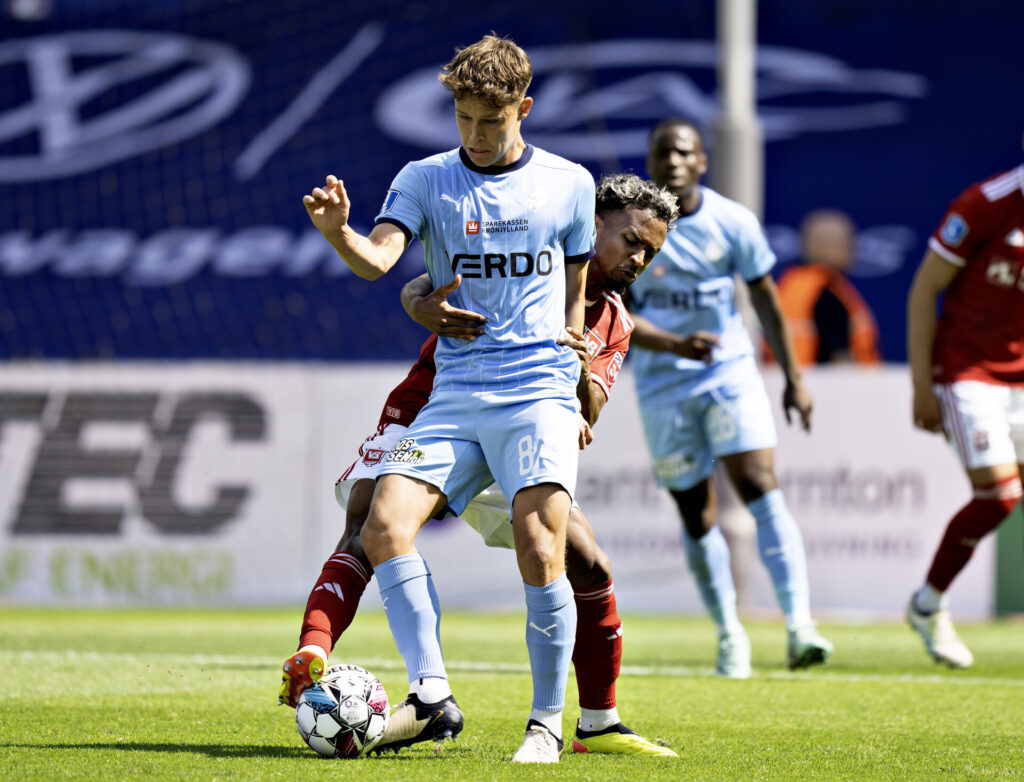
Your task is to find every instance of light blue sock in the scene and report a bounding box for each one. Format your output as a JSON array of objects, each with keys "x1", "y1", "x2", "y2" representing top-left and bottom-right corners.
[
  {"x1": 748, "y1": 489, "x2": 812, "y2": 629},
  {"x1": 423, "y1": 556, "x2": 442, "y2": 646},
  {"x1": 374, "y1": 554, "x2": 448, "y2": 683},
  {"x1": 524, "y1": 574, "x2": 576, "y2": 712},
  {"x1": 681, "y1": 526, "x2": 741, "y2": 634}
]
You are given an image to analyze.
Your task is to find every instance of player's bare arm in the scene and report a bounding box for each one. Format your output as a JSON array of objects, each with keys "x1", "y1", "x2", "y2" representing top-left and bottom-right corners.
[
  {"x1": 400, "y1": 274, "x2": 487, "y2": 340},
  {"x1": 564, "y1": 260, "x2": 589, "y2": 334},
  {"x1": 558, "y1": 326, "x2": 607, "y2": 427},
  {"x1": 624, "y1": 302, "x2": 720, "y2": 362},
  {"x1": 907, "y1": 249, "x2": 960, "y2": 434},
  {"x1": 748, "y1": 274, "x2": 812, "y2": 432},
  {"x1": 302, "y1": 175, "x2": 406, "y2": 280}
]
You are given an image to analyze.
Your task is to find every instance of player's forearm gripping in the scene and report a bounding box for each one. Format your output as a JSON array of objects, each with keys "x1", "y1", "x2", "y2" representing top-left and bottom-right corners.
[
  {"x1": 578, "y1": 368, "x2": 607, "y2": 427},
  {"x1": 400, "y1": 274, "x2": 487, "y2": 339},
  {"x1": 303, "y1": 175, "x2": 406, "y2": 280},
  {"x1": 560, "y1": 326, "x2": 607, "y2": 427},
  {"x1": 400, "y1": 274, "x2": 434, "y2": 316},
  {"x1": 564, "y1": 261, "x2": 589, "y2": 335}
]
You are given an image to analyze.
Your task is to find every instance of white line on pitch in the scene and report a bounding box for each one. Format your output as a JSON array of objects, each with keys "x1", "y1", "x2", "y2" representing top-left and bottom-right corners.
[{"x1": 1, "y1": 649, "x2": 1021, "y2": 688}]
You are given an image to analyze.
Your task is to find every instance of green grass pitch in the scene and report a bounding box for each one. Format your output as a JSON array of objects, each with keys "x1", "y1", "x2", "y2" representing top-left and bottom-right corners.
[{"x1": 1, "y1": 607, "x2": 1022, "y2": 780}]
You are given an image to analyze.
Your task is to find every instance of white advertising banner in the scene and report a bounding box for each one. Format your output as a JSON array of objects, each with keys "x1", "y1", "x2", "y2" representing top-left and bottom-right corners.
[
  {"x1": 0, "y1": 363, "x2": 992, "y2": 618},
  {"x1": 0, "y1": 363, "x2": 316, "y2": 605},
  {"x1": 577, "y1": 365, "x2": 992, "y2": 619}
]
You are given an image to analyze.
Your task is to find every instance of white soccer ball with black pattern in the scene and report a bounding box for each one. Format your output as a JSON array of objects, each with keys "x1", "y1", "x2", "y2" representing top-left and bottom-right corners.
[{"x1": 295, "y1": 664, "x2": 389, "y2": 758}]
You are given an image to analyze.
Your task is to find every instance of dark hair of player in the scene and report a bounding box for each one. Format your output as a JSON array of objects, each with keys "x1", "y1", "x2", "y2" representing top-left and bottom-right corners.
[
  {"x1": 596, "y1": 173, "x2": 680, "y2": 227},
  {"x1": 648, "y1": 116, "x2": 706, "y2": 145}
]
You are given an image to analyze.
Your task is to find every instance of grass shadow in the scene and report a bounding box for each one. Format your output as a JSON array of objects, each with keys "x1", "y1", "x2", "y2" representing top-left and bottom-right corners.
[
  {"x1": 8, "y1": 740, "x2": 479, "y2": 761},
  {"x1": 8, "y1": 742, "x2": 310, "y2": 759}
]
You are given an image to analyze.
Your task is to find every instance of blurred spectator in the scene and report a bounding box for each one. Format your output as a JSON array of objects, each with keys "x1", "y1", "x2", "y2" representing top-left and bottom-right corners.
[{"x1": 772, "y1": 209, "x2": 881, "y2": 366}]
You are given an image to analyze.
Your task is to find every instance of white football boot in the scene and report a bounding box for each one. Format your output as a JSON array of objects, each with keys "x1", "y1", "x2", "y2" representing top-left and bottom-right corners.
[
  {"x1": 787, "y1": 624, "x2": 834, "y2": 670},
  {"x1": 907, "y1": 597, "x2": 974, "y2": 668},
  {"x1": 511, "y1": 720, "x2": 563, "y2": 763},
  {"x1": 716, "y1": 628, "x2": 752, "y2": 679}
]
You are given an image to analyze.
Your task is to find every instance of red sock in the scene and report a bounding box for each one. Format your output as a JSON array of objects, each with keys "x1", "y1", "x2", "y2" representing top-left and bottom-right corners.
[
  {"x1": 297, "y1": 552, "x2": 371, "y2": 654},
  {"x1": 572, "y1": 579, "x2": 622, "y2": 711},
  {"x1": 926, "y1": 478, "x2": 1022, "y2": 591}
]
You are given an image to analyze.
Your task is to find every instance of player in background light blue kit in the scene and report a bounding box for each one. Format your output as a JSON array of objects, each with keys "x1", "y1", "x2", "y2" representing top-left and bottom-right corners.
[
  {"x1": 302, "y1": 35, "x2": 593, "y2": 764},
  {"x1": 627, "y1": 118, "x2": 833, "y2": 677}
]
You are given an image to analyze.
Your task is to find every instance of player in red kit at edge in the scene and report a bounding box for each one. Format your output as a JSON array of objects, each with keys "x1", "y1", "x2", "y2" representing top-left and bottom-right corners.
[
  {"x1": 282, "y1": 174, "x2": 698, "y2": 755},
  {"x1": 906, "y1": 140, "x2": 1024, "y2": 668}
]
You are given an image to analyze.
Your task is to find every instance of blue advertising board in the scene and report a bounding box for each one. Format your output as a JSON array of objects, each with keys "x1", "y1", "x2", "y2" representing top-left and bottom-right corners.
[{"x1": 2, "y1": 0, "x2": 1021, "y2": 360}]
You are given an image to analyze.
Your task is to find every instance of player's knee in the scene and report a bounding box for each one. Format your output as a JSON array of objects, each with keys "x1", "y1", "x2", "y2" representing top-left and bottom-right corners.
[
  {"x1": 565, "y1": 541, "x2": 611, "y2": 587},
  {"x1": 359, "y1": 514, "x2": 405, "y2": 566},
  {"x1": 671, "y1": 486, "x2": 714, "y2": 535},
  {"x1": 733, "y1": 468, "x2": 777, "y2": 503},
  {"x1": 680, "y1": 512, "x2": 710, "y2": 540},
  {"x1": 587, "y1": 546, "x2": 613, "y2": 583},
  {"x1": 516, "y1": 538, "x2": 562, "y2": 581},
  {"x1": 951, "y1": 479, "x2": 1023, "y2": 538},
  {"x1": 338, "y1": 534, "x2": 371, "y2": 570}
]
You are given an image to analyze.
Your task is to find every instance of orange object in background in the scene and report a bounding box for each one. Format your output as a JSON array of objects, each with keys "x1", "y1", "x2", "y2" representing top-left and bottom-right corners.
[
  {"x1": 767, "y1": 210, "x2": 881, "y2": 367},
  {"x1": 773, "y1": 264, "x2": 881, "y2": 366}
]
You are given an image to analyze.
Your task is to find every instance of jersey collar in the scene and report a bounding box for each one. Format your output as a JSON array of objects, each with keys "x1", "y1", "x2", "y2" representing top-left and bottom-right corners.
[{"x1": 459, "y1": 144, "x2": 534, "y2": 175}]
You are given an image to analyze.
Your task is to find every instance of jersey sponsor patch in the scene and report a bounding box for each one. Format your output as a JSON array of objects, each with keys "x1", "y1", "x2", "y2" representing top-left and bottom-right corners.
[
  {"x1": 607, "y1": 351, "x2": 624, "y2": 383},
  {"x1": 361, "y1": 448, "x2": 387, "y2": 465},
  {"x1": 381, "y1": 189, "x2": 401, "y2": 213},
  {"x1": 583, "y1": 325, "x2": 606, "y2": 359},
  {"x1": 466, "y1": 220, "x2": 480, "y2": 235},
  {"x1": 985, "y1": 258, "x2": 1021, "y2": 287},
  {"x1": 385, "y1": 405, "x2": 401, "y2": 419},
  {"x1": 940, "y1": 212, "x2": 968, "y2": 246},
  {"x1": 385, "y1": 437, "x2": 425, "y2": 465}
]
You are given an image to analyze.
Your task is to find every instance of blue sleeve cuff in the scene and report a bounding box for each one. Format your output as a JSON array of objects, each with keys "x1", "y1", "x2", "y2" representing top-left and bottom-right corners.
[{"x1": 566, "y1": 248, "x2": 595, "y2": 265}]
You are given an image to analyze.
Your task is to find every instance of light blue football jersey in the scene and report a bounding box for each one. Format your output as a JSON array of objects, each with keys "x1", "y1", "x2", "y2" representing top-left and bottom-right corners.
[
  {"x1": 375, "y1": 145, "x2": 595, "y2": 398},
  {"x1": 629, "y1": 185, "x2": 775, "y2": 406}
]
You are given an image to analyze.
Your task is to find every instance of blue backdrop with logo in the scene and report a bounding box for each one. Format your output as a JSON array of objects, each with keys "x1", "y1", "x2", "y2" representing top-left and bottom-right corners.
[{"x1": 2, "y1": 0, "x2": 1022, "y2": 361}]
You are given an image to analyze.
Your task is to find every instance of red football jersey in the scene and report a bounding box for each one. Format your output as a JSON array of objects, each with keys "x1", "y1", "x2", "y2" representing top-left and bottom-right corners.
[
  {"x1": 378, "y1": 334, "x2": 437, "y2": 427},
  {"x1": 928, "y1": 165, "x2": 1024, "y2": 385},
  {"x1": 581, "y1": 290, "x2": 633, "y2": 400},
  {"x1": 377, "y1": 293, "x2": 635, "y2": 426}
]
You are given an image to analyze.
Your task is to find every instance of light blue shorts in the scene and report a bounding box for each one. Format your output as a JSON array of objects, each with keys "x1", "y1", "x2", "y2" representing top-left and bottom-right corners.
[
  {"x1": 639, "y1": 366, "x2": 777, "y2": 491},
  {"x1": 377, "y1": 390, "x2": 580, "y2": 515}
]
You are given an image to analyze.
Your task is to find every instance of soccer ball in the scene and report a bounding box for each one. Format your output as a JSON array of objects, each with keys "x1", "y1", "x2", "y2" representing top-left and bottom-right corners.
[{"x1": 295, "y1": 664, "x2": 389, "y2": 758}]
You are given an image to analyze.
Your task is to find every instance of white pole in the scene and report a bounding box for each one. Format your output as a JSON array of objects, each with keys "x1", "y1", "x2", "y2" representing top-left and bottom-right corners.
[
  {"x1": 710, "y1": 0, "x2": 764, "y2": 218},
  {"x1": 710, "y1": 0, "x2": 766, "y2": 603}
]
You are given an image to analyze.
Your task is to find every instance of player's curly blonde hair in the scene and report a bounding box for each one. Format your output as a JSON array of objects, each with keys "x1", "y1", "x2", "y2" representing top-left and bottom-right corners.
[{"x1": 438, "y1": 34, "x2": 532, "y2": 107}]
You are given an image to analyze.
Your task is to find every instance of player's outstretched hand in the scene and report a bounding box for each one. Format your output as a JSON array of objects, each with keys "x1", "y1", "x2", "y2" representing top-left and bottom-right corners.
[
  {"x1": 558, "y1": 327, "x2": 590, "y2": 370},
  {"x1": 408, "y1": 275, "x2": 486, "y2": 339},
  {"x1": 303, "y1": 175, "x2": 351, "y2": 236},
  {"x1": 912, "y1": 386, "x2": 945, "y2": 434},
  {"x1": 577, "y1": 414, "x2": 594, "y2": 450},
  {"x1": 783, "y1": 379, "x2": 813, "y2": 432},
  {"x1": 674, "y1": 331, "x2": 719, "y2": 362}
]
